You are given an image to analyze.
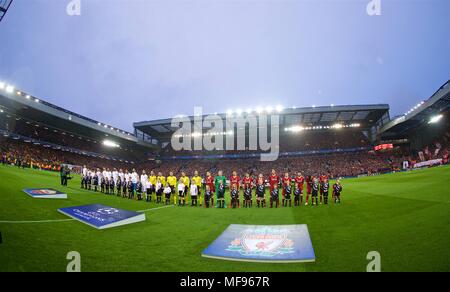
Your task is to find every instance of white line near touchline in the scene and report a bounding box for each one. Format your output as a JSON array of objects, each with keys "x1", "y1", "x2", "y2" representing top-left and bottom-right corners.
[
  {"x1": 0, "y1": 205, "x2": 175, "y2": 224},
  {"x1": 137, "y1": 204, "x2": 175, "y2": 212},
  {"x1": 0, "y1": 219, "x2": 76, "y2": 224}
]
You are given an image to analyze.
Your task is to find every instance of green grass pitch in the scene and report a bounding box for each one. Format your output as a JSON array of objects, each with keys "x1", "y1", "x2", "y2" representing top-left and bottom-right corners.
[{"x1": 0, "y1": 164, "x2": 449, "y2": 272}]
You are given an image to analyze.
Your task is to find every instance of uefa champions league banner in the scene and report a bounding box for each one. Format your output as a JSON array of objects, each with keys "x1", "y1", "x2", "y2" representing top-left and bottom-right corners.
[
  {"x1": 23, "y1": 188, "x2": 67, "y2": 199},
  {"x1": 58, "y1": 204, "x2": 146, "y2": 229},
  {"x1": 202, "y1": 224, "x2": 315, "y2": 263}
]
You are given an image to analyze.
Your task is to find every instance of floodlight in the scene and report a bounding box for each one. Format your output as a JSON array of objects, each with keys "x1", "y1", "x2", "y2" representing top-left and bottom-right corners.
[
  {"x1": 5, "y1": 85, "x2": 14, "y2": 93},
  {"x1": 103, "y1": 140, "x2": 120, "y2": 148},
  {"x1": 428, "y1": 115, "x2": 443, "y2": 124}
]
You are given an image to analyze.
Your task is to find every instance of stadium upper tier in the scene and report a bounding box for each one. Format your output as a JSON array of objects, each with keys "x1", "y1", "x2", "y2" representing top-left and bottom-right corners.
[
  {"x1": 0, "y1": 81, "x2": 157, "y2": 161},
  {"x1": 379, "y1": 79, "x2": 450, "y2": 140},
  {"x1": 134, "y1": 104, "x2": 391, "y2": 145},
  {"x1": 0, "y1": 0, "x2": 13, "y2": 23}
]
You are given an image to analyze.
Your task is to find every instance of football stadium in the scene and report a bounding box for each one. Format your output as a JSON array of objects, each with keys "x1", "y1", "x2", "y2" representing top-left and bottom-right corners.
[{"x1": 0, "y1": 0, "x2": 449, "y2": 275}]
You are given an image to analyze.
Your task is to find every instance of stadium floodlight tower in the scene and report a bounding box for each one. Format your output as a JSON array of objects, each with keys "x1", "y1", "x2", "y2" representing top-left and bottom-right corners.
[{"x1": 0, "y1": 0, "x2": 13, "y2": 23}]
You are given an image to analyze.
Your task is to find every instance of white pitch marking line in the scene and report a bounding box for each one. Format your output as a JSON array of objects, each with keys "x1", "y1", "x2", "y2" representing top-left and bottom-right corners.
[
  {"x1": 0, "y1": 219, "x2": 75, "y2": 224},
  {"x1": 137, "y1": 204, "x2": 175, "y2": 212},
  {"x1": 0, "y1": 205, "x2": 174, "y2": 224}
]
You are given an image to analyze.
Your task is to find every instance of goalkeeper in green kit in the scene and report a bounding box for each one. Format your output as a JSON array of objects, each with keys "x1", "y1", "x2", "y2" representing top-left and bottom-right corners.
[{"x1": 214, "y1": 170, "x2": 227, "y2": 208}]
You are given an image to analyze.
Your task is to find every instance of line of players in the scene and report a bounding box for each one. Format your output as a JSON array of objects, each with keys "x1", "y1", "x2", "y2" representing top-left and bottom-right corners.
[{"x1": 80, "y1": 167, "x2": 343, "y2": 208}]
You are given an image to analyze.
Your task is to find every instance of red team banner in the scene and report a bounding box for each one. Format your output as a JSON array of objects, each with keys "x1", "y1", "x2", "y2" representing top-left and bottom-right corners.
[{"x1": 374, "y1": 144, "x2": 394, "y2": 151}]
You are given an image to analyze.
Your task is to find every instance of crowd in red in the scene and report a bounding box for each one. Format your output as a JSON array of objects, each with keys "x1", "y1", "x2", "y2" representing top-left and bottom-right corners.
[
  {"x1": 1, "y1": 131, "x2": 448, "y2": 178},
  {"x1": 0, "y1": 138, "x2": 135, "y2": 171}
]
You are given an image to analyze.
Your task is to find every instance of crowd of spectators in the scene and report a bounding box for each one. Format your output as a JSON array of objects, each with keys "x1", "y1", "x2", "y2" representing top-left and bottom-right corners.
[
  {"x1": 0, "y1": 114, "x2": 142, "y2": 161},
  {"x1": 0, "y1": 138, "x2": 137, "y2": 171},
  {"x1": 160, "y1": 130, "x2": 370, "y2": 157},
  {"x1": 3, "y1": 129, "x2": 448, "y2": 179}
]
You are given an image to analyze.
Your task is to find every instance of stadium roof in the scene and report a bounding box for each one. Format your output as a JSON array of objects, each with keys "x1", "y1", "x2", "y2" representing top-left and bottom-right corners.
[
  {"x1": 0, "y1": 81, "x2": 156, "y2": 150},
  {"x1": 379, "y1": 80, "x2": 450, "y2": 139},
  {"x1": 0, "y1": 0, "x2": 13, "y2": 23},
  {"x1": 134, "y1": 104, "x2": 390, "y2": 142}
]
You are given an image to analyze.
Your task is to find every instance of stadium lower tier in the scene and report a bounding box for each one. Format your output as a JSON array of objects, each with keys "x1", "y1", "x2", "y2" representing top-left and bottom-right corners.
[
  {"x1": 2, "y1": 133, "x2": 448, "y2": 178},
  {"x1": 0, "y1": 134, "x2": 404, "y2": 177}
]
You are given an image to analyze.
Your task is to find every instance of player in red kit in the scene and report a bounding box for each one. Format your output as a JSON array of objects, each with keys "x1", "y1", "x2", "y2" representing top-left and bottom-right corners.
[
  {"x1": 305, "y1": 175, "x2": 312, "y2": 205},
  {"x1": 230, "y1": 171, "x2": 241, "y2": 207},
  {"x1": 205, "y1": 171, "x2": 215, "y2": 207},
  {"x1": 294, "y1": 172, "x2": 304, "y2": 206},
  {"x1": 269, "y1": 169, "x2": 279, "y2": 193},
  {"x1": 282, "y1": 172, "x2": 292, "y2": 207},
  {"x1": 242, "y1": 173, "x2": 252, "y2": 189}
]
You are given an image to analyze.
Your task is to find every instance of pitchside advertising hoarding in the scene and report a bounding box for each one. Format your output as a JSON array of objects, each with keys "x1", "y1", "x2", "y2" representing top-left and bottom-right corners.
[
  {"x1": 58, "y1": 204, "x2": 146, "y2": 229},
  {"x1": 23, "y1": 188, "x2": 67, "y2": 199},
  {"x1": 202, "y1": 224, "x2": 315, "y2": 263}
]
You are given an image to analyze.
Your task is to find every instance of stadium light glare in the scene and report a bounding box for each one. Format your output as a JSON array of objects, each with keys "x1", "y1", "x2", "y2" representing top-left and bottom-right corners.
[
  {"x1": 17, "y1": 91, "x2": 22, "y2": 96},
  {"x1": 245, "y1": 108, "x2": 253, "y2": 114},
  {"x1": 428, "y1": 114, "x2": 443, "y2": 124},
  {"x1": 236, "y1": 109, "x2": 243, "y2": 116},
  {"x1": 256, "y1": 107, "x2": 263, "y2": 114},
  {"x1": 276, "y1": 105, "x2": 283, "y2": 112},
  {"x1": 103, "y1": 140, "x2": 120, "y2": 148},
  {"x1": 226, "y1": 109, "x2": 233, "y2": 116},
  {"x1": 265, "y1": 106, "x2": 273, "y2": 113},
  {"x1": 35, "y1": 99, "x2": 40, "y2": 103},
  {"x1": 5, "y1": 85, "x2": 14, "y2": 93},
  {"x1": 0, "y1": 82, "x2": 5, "y2": 89},
  {"x1": 25, "y1": 95, "x2": 30, "y2": 99}
]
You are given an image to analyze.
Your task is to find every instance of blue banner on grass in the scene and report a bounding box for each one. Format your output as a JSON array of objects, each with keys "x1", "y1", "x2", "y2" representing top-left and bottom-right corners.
[
  {"x1": 23, "y1": 188, "x2": 67, "y2": 199},
  {"x1": 58, "y1": 204, "x2": 146, "y2": 229},
  {"x1": 202, "y1": 224, "x2": 315, "y2": 263}
]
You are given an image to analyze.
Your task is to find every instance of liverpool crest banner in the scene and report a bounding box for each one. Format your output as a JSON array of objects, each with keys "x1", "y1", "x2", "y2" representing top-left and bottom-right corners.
[{"x1": 202, "y1": 224, "x2": 315, "y2": 263}]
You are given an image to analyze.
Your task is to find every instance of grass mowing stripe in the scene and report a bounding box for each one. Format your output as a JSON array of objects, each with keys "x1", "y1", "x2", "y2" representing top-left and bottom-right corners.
[{"x1": 0, "y1": 205, "x2": 175, "y2": 224}]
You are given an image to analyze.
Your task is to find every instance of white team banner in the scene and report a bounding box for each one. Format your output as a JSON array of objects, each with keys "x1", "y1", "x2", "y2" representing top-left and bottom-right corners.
[{"x1": 413, "y1": 159, "x2": 442, "y2": 168}]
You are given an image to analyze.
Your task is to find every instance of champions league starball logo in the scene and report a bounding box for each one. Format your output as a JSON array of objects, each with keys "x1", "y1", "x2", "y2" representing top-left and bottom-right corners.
[
  {"x1": 30, "y1": 189, "x2": 57, "y2": 195},
  {"x1": 96, "y1": 208, "x2": 119, "y2": 215},
  {"x1": 226, "y1": 227, "x2": 295, "y2": 257}
]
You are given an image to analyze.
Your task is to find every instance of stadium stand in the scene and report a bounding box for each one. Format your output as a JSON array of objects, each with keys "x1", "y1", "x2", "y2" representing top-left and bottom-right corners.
[{"x1": 1, "y1": 80, "x2": 449, "y2": 179}]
